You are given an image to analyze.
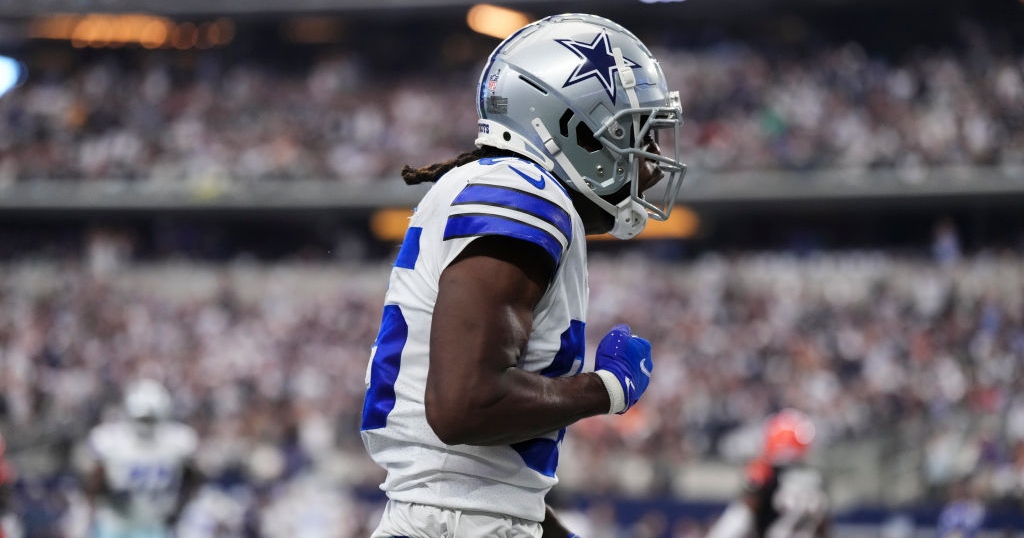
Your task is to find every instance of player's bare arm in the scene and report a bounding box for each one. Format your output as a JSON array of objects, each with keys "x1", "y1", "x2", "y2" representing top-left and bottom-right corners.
[
  {"x1": 425, "y1": 235, "x2": 609, "y2": 446},
  {"x1": 167, "y1": 459, "x2": 202, "y2": 526},
  {"x1": 83, "y1": 462, "x2": 108, "y2": 507}
]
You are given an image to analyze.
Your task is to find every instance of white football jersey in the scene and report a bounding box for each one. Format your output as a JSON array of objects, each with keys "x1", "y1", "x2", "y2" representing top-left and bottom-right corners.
[
  {"x1": 361, "y1": 156, "x2": 590, "y2": 523},
  {"x1": 767, "y1": 467, "x2": 829, "y2": 538},
  {"x1": 88, "y1": 420, "x2": 198, "y2": 527}
]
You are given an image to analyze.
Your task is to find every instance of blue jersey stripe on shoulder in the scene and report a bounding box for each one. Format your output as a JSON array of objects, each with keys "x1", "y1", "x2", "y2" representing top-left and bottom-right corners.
[
  {"x1": 444, "y1": 214, "x2": 563, "y2": 265},
  {"x1": 394, "y1": 227, "x2": 422, "y2": 269},
  {"x1": 452, "y1": 184, "x2": 572, "y2": 241}
]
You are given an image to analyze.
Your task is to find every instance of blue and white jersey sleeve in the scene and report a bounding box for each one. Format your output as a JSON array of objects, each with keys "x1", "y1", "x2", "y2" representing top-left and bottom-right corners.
[{"x1": 439, "y1": 157, "x2": 574, "y2": 269}]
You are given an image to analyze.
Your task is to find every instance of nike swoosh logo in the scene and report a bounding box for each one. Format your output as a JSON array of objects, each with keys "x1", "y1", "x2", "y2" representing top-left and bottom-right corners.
[
  {"x1": 640, "y1": 359, "x2": 652, "y2": 377},
  {"x1": 509, "y1": 166, "x2": 545, "y2": 190}
]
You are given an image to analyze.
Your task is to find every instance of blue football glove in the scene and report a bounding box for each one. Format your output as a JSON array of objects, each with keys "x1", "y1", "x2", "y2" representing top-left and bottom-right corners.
[{"x1": 593, "y1": 323, "x2": 653, "y2": 414}]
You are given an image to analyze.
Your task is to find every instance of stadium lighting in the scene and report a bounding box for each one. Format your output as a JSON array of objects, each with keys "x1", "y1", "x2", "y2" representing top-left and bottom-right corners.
[
  {"x1": 370, "y1": 208, "x2": 416, "y2": 242},
  {"x1": 0, "y1": 56, "x2": 24, "y2": 99},
  {"x1": 591, "y1": 205, "x2": 700, "y2": 240},
  {"x1": 28, "y1": 14, "x2": 234, "y2": 49},
  {"x1": 139, "y1": 19, "x2": 170, "y2": 49},
  {"x1": 466, "y1": 4, "x2": 531, "y2": 39}
]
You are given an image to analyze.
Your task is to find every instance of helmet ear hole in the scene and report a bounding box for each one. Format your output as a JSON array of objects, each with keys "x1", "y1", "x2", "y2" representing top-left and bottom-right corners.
[
  {"x1": 575, "y1": 122, "x2": 602, "y2": 153},
  {"x1": 558, "y1": 109, "x2": 573, "y2": 137},
  {"x1": 559, "y1": 108, "x2": 601, "y2": 153}
]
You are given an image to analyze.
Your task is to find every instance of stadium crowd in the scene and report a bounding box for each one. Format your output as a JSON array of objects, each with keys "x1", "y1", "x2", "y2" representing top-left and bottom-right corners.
[
  {"x1": 0, "y1": 28, "x2": 1022, "y2": 186},
  {"x1": 1, "y1": 246, "x2": 1023, "y2": 535}
]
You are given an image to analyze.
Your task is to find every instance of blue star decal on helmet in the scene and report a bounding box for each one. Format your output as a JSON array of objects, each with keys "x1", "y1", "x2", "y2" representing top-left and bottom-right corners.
[{"x1": 556, "y1": 31, "x2": 639, "y2": 104}]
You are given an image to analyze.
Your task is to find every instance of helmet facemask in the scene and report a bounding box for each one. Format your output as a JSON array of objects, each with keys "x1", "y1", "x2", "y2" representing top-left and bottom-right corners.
[
  {"x1": 537, "y1": 91, "x2": 687, "y2": 239},
  {"x1": 592, "y1": 96, "x2": 687, "y2": 224}
]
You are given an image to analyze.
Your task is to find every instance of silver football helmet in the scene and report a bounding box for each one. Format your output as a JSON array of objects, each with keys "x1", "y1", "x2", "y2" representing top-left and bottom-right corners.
[
  {"x1": 124, "y1": 378, "x2": 172, "y2": 422},
  {"x1": 476, "y1": 13, "x2": 687, "y2": 239}
]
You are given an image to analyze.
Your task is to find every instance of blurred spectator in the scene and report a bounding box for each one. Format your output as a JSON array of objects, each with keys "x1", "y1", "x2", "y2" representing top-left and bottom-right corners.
[
  {"x1": 0, "y1": 27, "x2": 1020, "y2": 184},
  {"x1": 932, "y1": 217, "x2": 962, "y2": 267},
  {"x1": 935, "y1": 478, "x2": 987, "y2": 538},
  {"x1": 1, "y1": 248, "x2": 1023, "y2": 533},
  {"x1": 880, "y1": 514, "x2": 916, "y2": 538}
]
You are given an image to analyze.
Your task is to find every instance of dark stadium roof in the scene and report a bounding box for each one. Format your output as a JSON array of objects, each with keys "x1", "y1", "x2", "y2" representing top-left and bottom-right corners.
[{"x1": 0, "y1": 0, "x2": 971, "y2": 17}]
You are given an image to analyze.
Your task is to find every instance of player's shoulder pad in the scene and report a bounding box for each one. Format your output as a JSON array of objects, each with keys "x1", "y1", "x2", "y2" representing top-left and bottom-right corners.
[
  {"x1": 463, "y1": 156, "x2": 571, "y2": 201},
  {"x1": 444, "y1": 156, "x2": 575, "y2": 266},
  {"x1": 160, "y1": 422, "x2": 200, "y2": 455},
  {"x1": 88, "y1": 421, "x2": 131, "y2": 455}
]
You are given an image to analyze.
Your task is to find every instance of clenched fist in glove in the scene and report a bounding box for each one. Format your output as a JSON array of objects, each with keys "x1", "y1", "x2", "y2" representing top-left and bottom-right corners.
[{"x1": 593, "y1": 323, "x2": 653, "y2": 414}]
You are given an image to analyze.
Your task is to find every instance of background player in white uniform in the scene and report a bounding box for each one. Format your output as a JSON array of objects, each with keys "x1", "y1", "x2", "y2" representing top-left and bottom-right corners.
[
  {"x1": 706, "y1": 409, "x2": 830, "y2": 538},
  {"x1": 83, "y1": 379, "x2": 201, "y2": 538},
  {"x1": 360, "y1": 12, "x2": 687, "y2": 538}
]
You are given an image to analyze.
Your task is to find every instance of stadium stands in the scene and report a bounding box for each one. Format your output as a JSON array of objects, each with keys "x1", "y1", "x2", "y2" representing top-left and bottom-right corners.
[
  {"x1": 0, "y1": 34, "x2": 1020, "y2": 185},
  {"x1": 1, "y1": 251, "x2": 1023, "y2": 533}
]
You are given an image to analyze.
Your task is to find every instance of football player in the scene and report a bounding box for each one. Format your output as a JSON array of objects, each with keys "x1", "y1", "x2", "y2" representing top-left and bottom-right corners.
[
  {"x1": 706, "y1": 409, "x2": 830, "y2": 538},
  {"x1": 83, "y1": 379, "x2": 201, "y2": 538},
  {"x1": 360, "y1": 12, "x2": 687, "y2": 538}
]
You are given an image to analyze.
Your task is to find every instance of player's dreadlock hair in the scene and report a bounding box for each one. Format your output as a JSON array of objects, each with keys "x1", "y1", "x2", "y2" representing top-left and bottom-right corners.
[{"x1": 401, "y1": 146, "x2": 518, "y2": 185}]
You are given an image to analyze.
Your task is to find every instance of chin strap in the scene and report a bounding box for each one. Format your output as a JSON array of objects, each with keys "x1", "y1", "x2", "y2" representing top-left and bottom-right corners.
[{"x1": 532, "y1": 117, "x2": 648, "y2": 239}]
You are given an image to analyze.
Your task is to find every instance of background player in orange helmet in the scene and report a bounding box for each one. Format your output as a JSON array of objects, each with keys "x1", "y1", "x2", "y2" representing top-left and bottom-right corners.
[{"x1": 706, "y1": 409, "x2": 830, "y2": 538}]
